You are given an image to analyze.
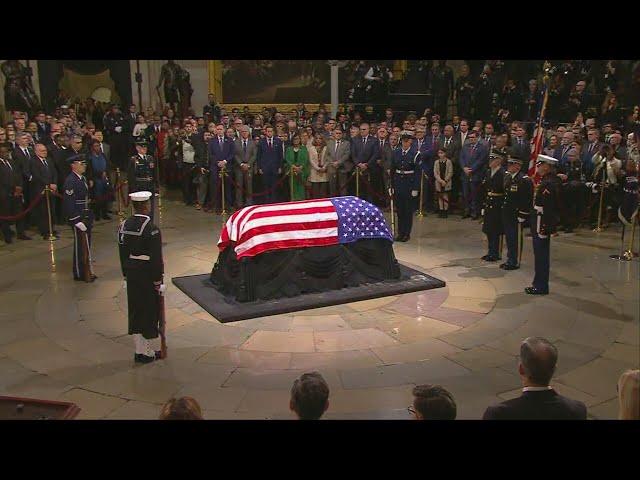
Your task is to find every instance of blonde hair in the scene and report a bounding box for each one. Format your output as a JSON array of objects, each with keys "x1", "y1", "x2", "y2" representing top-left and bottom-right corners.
[{"x1": 618, "y1": 370, "x2": 640, "y2": 420}]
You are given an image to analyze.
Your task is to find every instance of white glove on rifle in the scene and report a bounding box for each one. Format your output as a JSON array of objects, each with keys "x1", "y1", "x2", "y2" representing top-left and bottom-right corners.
[
  {"x1": 122, "y1": 279, "x2": 127, "y2": 290},
  {"x1": 388, "y1": 188, "x2": 394, "y2": 196},
  {"x1": 75, "y1": 222, "x2": 87, "y2": 232},
  {"x1": 115, "y1": 126, "x2": 122, "y2": 133},
  {"x1": 158, "y1": 284, "x2": 166, "y2": 295},
  {"x1": 411, "y1": 190, "x2": 418, "y2": 198}
]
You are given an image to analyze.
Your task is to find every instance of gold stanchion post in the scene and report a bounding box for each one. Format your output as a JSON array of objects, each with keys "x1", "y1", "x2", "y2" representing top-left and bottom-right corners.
[
  {"x1": 417, "y1": 172, "x2": 425, "y2": 217},
  {"x1": 356, "y1": 168, "x2": 360, "y2": 198},
  {"x1": 389, "y1": 188, "x2": 396, "y2": 238},
  {"x1": 624, "y1": 217, "x2": 638, "y2": 260},
  {"x1": 220, "y1": 167, "x2": 227, "y2": 216},
  {"x1": 290, "y1": 165, "x2": 295, "y2": 200},
  {"x1": 115, "y1": 168, "x2": 124, "y2": 218},
  {"x1": 593, "y1": 167, "x2": 606, "y2": 232},
  {"x1": 44, "y1": 187, "x2": 56, "y2": 241}
]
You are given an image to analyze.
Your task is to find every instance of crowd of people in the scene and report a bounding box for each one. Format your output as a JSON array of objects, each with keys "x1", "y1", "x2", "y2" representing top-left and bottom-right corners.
[
  {"x1": 2, "y1": 60, "x2": 638, "y2": 248},
  {"x1": 157, "y1": 337, "x2": 640, "y2": 420}
]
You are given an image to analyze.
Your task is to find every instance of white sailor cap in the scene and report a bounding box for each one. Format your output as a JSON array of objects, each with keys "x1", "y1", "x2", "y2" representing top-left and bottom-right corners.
[
  {"x1": 536, "y1": 154, "x2": 558, "y2": 165},
  {"x1": 129, "y1": 191, "x2": 153, "y2": 202}
]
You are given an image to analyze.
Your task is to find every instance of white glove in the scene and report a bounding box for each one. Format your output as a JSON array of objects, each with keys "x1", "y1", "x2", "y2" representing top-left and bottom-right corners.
[
  {"x1": 122, "y1": 279, "x2": 127, "y2": 290},
  {"x1": 481, "y1": 209, "x2": 485, "y2": 217},
  {"x1": 75, "y1": 222, "x2": 87, "y2": 232},
  {"x1": 388, "y1": 188, "x2": 394, "y2": 196},
  {"x1": 115, "y1": 126, "x2": 122, "y2": 133},
  {"x1": 158, "y1": 284, "x2": 166, "y2": 295},
  {"x1": 411, "y1": 190, "x2": 418, "y2": 198},
  {"x1": 518, "y1": 217, "x2": 526, "y2": 223}
]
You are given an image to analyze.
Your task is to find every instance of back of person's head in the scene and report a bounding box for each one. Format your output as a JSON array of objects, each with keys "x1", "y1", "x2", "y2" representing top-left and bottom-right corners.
[
  {"x1": 411, "y1": 385, "x2": 457, "y2": 420},
  {"x1": 290, "y1": 371, "x2": 330, "y2": 420},
  {"x1": 159, "y1": 396, "x2": 203, "y2": 420},
  {"x1": 519, "y1": 337, "x2": 558, "y2": 386},
  {"x1": 618, "y1": 370, "x2": 640, "y2": 420}
]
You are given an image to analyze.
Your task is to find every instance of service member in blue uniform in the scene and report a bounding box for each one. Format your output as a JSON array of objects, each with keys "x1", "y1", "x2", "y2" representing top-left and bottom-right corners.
[
  {"x1": 63, "y1": 154, "x2": 96, "y2": 282},
  {"x1": 127, "y1": 138, "x2": 159, "y2": 221},
  {"x1": 526, "y1": 154, "x2": 560, "y2": 295},
  {"x1": 480, "y1": 151, "x2": 506, "y2": 261},
  {"x1": 118, "y1": 191, "x2": 165, "y2": 364},
  {"x1": 390, "y1": 132, "x2": 422, "y2": 242},
  {"x1": 500, "y1": 155, "x2": 533, "y2": 270}
]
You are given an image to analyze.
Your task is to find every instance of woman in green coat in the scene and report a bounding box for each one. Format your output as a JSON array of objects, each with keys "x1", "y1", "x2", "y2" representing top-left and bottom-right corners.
[{"x1": 285, "y1": 135, "x2": 310, "y2": 201}]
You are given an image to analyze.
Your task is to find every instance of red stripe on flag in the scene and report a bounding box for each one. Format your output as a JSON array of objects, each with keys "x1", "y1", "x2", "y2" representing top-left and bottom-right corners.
[
  {"x1": 240, "y1": 235, "x2": 339, "y2": 258},
  {"x1": 237, "y1": 219, "x2": 338, "y2": 244}
]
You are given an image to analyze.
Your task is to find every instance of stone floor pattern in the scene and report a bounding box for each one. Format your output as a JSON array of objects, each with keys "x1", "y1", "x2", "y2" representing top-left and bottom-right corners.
[{"x1": 0, "y1": 194, "x2": 638, "y2": 420}]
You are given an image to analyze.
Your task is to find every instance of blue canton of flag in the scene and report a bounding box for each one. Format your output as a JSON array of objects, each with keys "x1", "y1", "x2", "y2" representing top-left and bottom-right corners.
[{"x1": 329, "y1": 196, "x2": 393, "y2": 244}]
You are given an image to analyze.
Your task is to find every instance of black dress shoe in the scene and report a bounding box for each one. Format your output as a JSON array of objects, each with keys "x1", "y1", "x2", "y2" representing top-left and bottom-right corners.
[
  {"x1": 394, "y1": 235, "x2": 404, "y2": 242},
  {"x1": 499, "y1": 262, "x2": 507, "y2": 269},
  {"x1": 525, "y1": 287, "x2": 548, "y2": 295},
  {"x1": 481, "y1": 254, "x2": 491, "y2": 261},
  {"x1": 485, "y1": 256, "x2": 499, "y2": 262},
  {"x1": 503, "y1": 264, "x2": 519, "y2": 270},
  {"x1": 155, "y1": 351, "x2": 163, "y2": 360},
  {"x1": 17, "y1": 233, "x2": 32, "y2": 240},
  {"x1": 404, "y1": 235, "x2": 410, "y2": 242},
  {"x1": 134, "y1": 353, "x2": 155, "y2": 364}
]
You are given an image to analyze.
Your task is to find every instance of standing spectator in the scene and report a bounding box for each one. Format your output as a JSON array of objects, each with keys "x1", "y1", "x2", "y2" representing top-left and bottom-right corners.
[
  {"x1": 455, "y1": 64, "x2": 474, "y2": 120},
  {"x1": 86, "y1": 140, "x2": 112, "y2": 221},
  {"x1": 29, "y1": 143, "x2": 58, "y2": 239},
  {"x1": 308, "y1": 134, "x2": 329, "y2": 199},
  {"x1": 0, "y1": 144, "x2": 31, "y2": 242},
  {"x1": 103, "y1": 104, "x2": 128, "y2": 171},
  {"x1": 510, "y1": 123, "x2": 531, "y2": 165},
  {"x1": 132, "y1": 114, "x2": 148, "y2": 139},
  {"x1": 284, "y1": 135, "x2": 309, "y2": 201},
  {"x1": 617, "y1": 370, "x2": 639, "y2": 420},
  {"x1": 326, "y1": 128, "x2": 351, "y2": 197},
  {"x1": 351, "y1": 123, "x2": 377, "y2": 201},
  {"x1": 430, "y1": 61, "x2": 454, "y2": 121},
  {"x1": 234, "y1": 126, "x2": 257, "y2": 208},
  {"x1": 203, "y1": 94, "x2": 221, "y2": 124},
  {"x1": 601, "y1": 93, "x2": 621, "y2": 126},
  {"x1": 408, "y1": 384, "x2": 457, "y2": 420},
  {"x1": 289, "y1": 372, "x2": 330, "y2": 420},
  {"x1": 159, "y1": 397, "x2": 203, "y2": 420},
  {"x1": 256, "y1": 125, "x2": 283, "y2": 204},
  {"x1": 459, "y1": 131, "x2": 487, "y2": 219},
  {"x1": 608, "y1": 132, "x2": 627, "y2": 165},
  {"x1": 475, "y1": 65, "x2": 496, "y2": 122},
  {"x1": 483, "y1": 337, "x2": 587, "y2": 420},
  {"x1": 177, "y1": 124, "x2": 198, "y2": 207},
  {"x1": 524, "y1": 79, "x2": 540, "y2": 123},
  {"x1": 433, "y1": 147, "x2": 453, "y2": 218},
  {"x1": 543, "y1": 134, "x2": 559, "y2": 157}
]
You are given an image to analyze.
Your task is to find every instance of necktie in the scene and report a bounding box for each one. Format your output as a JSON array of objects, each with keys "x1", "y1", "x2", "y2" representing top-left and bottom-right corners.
[
  {"x1": 268, "y1": 139, "x2": 272, "y2": 148},
  {"x1": 472, "y1": 144, "x2": 476, "y2": 152},
  {"x1": 100, "y1": 144, "x2": 104, "y2": 153},
  {"x1": 243, "y1": 141, "x2": 247, "y2": 153},
  {"x1": 42, "y1": 158, "x2": 48, "y2": 167},
  {"x1": 445, "y1": 138, "x2": 450, "y2": 147},
  {"x1": 363, "y1": 137, "x2": 367, "y2": 145},
  {"x1": 24, "y1": 148, "x2": 30, "y2": 158},
  {"x1": 335, "y1": 141, "x2": 340, "y2": 153}
]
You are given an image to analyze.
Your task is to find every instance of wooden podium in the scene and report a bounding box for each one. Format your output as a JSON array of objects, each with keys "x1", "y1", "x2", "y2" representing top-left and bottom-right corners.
[{"x1": 0, "y1": 396, "x2": 81, "y2": 420}]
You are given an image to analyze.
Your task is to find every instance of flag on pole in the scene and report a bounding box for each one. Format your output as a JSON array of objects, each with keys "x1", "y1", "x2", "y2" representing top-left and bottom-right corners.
[{"x1": 528, "y1": 72, "x2": 551, "y2": 181}]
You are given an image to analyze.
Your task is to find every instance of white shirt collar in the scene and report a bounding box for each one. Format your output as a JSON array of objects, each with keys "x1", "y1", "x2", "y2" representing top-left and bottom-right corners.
[
  {"x1": 522, "y1": 386, "x2": 552, "y2": 392},
  {"x1": 73, "y1": 171, "x2": 83, "y2": 180}
]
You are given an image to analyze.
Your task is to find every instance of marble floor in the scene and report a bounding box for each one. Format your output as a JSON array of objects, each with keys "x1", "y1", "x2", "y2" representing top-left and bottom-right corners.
[{"x1": 0, "y1": 193, "x2": 638, "y2": 420}]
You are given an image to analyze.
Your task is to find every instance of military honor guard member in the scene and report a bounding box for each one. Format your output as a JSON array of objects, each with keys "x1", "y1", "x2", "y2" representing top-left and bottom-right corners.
[
  {"x1": 127, "y1": 139, "x2": 159, "y2": 222},
  {"x1": 481, "y1": 151, "x2": 506, "y2": 261},
  {"x1": 63, "y1": 154, "x2": 96, "y2": 282},
  {"x1": 500, "y1": 155, "x2": 533, "y2": 270},
  {"x1": 118, "y1": 191, "x2": 165, "y2": 364},
  {"x1": 390, "y1": 132, "x2": 422, "y2": 242},
  {"x1": 526, "y1": 154, "x2": 560, "y2": 295}
]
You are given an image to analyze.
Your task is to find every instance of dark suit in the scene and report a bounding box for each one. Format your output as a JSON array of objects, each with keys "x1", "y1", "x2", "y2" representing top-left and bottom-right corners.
[
  {"x1": 459, "y1": 142, "x2": 488, "y2": 216},
  {"x1": 12, "y1": 146, "x2": 34, "y2": 225},
  {"x1": 256, "y1": 136, "x2": 283, "y2": 204},
  {"x1": 36, "y1": 122, "x2": 50, "y2": 141},
  {"x1": 351, "y1": 135, "x2": 377, "y2": 201},
  {"x1": 553, "y1": 144, "x2": 573, "y2": 169},
  {"x1": 208, "y1": 136, "x2": 235, "y2": 209},
  {"x1": 510, "y1": 137, "x2": 530, "y2": 164},
  {"x1": 0, "y1": 157, "x2": 27, "y2": 240},
  {"x1": 582, "y1": 142, "x2": 600, "y2": 177},
  {"x1": 234, "y1": 137, "x2": 257, "y2": 207},
  {"x1": 416, "y1": 137, "x2": 436, "y2": 211},
  {"x1": 483, "y1": 389, "x2": 587, "y2": 420},
  {"x1": 29, "y1": 155, "x2": 58, "y2": 235}
]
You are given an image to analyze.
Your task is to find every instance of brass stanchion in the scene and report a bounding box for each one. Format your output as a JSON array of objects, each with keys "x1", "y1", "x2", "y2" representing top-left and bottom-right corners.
[
  {"x1": 417, "y1": 172, "x2": 425, "y2": 217},
  {"x1": 44, "y1": 187, "x2": 56, "y2": 241},
  {"x1": 290, "y1": 165, "x2": 295, "y2": 200},
  {"x1": 610, "y1": 225, "x2": 629, "y2": 261},
  {"x1": 356, "y1": 168, "x2": 361, "y2": 198},
  {"x1": 115, "y1": 168, "x2": 124, "y2": 218},
  {"x1": 624, "y1": 216, "x2": 638, "y2": 260},
  {"x1": 220, "y1": 167, "x2": 227, "y2": 216},
  {"x1": 389, "y1": 188, "x2": 396, "y2": 238},
  {"x1": 518, "y1": 222, "x2": 524, "y2": 266},
  {"x1": 499, "y1": 234, "x2": 504, "y2": 259},
  {"x1": 593, "y1": 167, "x2": 606, "y2": 233}
]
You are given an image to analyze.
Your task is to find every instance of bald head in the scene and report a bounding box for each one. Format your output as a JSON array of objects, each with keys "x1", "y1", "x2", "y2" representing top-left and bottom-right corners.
[{"x1": 520, "y1": 337, "x2": 558, "y2": 386}]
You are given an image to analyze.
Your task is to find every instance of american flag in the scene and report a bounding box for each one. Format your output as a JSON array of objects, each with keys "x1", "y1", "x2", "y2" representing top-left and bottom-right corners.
[
  {"x1": 218, "y1": 196, "x2": 393, "y2": 259},
  {"x1": 527, "y1": 81, "x2": 550, "y2": 181}
]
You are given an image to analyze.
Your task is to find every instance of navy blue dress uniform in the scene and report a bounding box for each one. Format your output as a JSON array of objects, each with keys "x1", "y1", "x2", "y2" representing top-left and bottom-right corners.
[
  {"x1": 118, "y1": 191, "x2": 164, "y2": 364},
  {"x1": 127, "y1": 139, "x2": 158, "y2": 221},
  {"x1": 391, "y1": 133, "x2": 422, "y2": 242},
  {"x1": 526, "y1": 155, "x2": 561, "y2": 295},
  {"x1": 481, "y1": 152, "x2": 506, "y2": 261},
  {"x1": 618, "y1": 168, "x2": 639, "y2": 226},
  {"x1": 500, "y1": 156, "x2": 533, "y2": 270},
  {"x1": 63, "y1": 155, "x2": 95, "y2": 282}
]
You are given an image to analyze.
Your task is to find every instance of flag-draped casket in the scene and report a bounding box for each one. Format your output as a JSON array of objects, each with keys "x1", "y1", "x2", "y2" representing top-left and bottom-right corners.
[{"x1": 211, "y1": 197, "x2": 400, "y2": 301}]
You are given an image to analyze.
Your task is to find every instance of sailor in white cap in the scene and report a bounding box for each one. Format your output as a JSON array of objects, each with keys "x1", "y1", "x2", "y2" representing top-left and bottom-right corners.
[
  {"x1": 118, "y1": 191, "x2": 165, "y2": 363},
  {"x1": 525, "y1": 154, "x2": 560, "y2": 295}
]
